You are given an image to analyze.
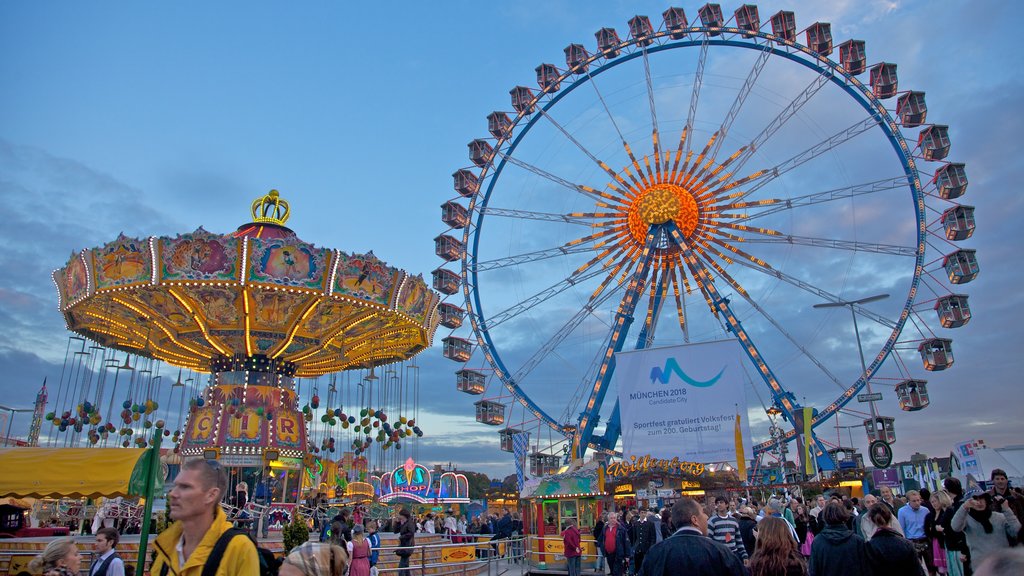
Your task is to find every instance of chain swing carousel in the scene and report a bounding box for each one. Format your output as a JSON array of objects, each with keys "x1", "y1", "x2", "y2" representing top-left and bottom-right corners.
[{"x1": 51, "y1": 190, "x2": 441, "y2": 521}]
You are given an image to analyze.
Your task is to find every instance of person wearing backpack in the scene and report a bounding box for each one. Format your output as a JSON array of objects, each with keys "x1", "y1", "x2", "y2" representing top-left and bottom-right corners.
[
  {"x1": 150, "y1": 459, "x2": 260, "y2": 575},
  {"x1": 600, "y1": 512, "x2": 632, "y2": 576},
  {"x1": 91, "y1": 527, "x2": 126, "y2": 576}
]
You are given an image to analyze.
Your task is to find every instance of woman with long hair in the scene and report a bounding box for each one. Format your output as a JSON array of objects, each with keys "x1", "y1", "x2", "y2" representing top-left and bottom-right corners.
[
  {"x1": 930, "y1": 489, "x2": 961, "y2": 576},
  {"x1": 28, "y1": 538, "x2": 81, "y2": 576},
  {"x1": 794, "y1": 505, "x2": 813, "y2": 557},
  {"x1": 749, "y1": 517, "x2": 807, "y2": 576}
]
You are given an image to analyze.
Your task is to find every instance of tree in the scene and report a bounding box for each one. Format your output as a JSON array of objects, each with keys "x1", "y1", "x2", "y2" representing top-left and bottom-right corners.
[{"x1": 462, "y1": 471, "x2": 491, "y2": 499}]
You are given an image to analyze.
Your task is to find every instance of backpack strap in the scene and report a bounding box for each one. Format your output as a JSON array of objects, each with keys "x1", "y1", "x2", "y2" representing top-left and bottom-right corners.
[{"x1": 201, "y1": 527, "x2": 248, "y2": 576}]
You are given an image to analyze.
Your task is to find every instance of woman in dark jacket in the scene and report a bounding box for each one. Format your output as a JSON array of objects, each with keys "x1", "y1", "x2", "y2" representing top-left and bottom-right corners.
[
  {"x1": 864, "y1": 503, "x2": 925, "y2": 576},
  {"x1": 737, "y1": 507, "x2": 758, "y2": 559},
  {"x1": 808, "y1": 501, "x2": 872, "y2": 576}
]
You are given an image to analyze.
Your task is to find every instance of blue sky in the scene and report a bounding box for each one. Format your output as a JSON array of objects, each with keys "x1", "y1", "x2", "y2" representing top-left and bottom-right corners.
[{"x1": 1, "y1": 1, "x2": 1022, "y2": 479}]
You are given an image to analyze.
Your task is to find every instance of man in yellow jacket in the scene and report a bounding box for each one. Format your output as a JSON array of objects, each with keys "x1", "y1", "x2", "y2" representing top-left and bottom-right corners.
[{"x1": 150, "y1": 459, "x2": 260, "y2": 575}]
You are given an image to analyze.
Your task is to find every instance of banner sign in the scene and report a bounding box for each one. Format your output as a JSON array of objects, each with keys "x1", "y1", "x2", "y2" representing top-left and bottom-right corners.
[
  {"x1": 872, "y1": 468, "x2": 900, "y2": 488},
  {"x1": 616, "y1": 340, "x2": 752, "y2": 463},
  {"x1": 955, "y1": 440, "x2": 983, "y2": 478}
]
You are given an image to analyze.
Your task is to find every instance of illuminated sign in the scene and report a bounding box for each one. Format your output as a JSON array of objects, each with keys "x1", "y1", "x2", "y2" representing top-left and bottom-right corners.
[
  {"x1": 606, "y1": 455, "x2": 705, "y2": 478},
  {"x1": 614, "y1": 484, "x2": 634, "y2": 494}
]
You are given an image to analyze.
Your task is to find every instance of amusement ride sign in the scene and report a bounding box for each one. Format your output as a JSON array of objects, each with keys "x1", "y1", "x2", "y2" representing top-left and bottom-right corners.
[{"x1": 605, "y1": 454, "x2": 705, "y2": 478}]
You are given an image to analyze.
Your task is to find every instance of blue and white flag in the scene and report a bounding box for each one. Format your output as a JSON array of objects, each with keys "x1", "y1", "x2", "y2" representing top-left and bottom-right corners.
[{"x1": 513, "y1": 432, "x2": 530, "y2": 490}]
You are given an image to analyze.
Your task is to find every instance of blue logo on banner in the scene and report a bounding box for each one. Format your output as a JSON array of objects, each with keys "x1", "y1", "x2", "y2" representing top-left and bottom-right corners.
[{"x1": 649, "y1": 358, "x2": 726, "y2": 387}]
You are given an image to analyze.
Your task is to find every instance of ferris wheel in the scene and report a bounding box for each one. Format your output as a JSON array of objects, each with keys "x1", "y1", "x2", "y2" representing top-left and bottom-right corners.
[{"x1": 434, "y1": 4, "x2": 975, "y2": 475}]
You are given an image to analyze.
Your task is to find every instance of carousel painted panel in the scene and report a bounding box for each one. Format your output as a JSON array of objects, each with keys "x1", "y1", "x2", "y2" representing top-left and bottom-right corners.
[
  {"x1": 184, "y1": 406, "x2": 219, "y2": 448},
  {"x1": 93, "y1": 234, "x2": 152, "y2": 290},
  {"x1": 223, "y1": 410, "x2": 268, "y2": 447},
  {"x1": 131, "y1": 289, "x2": 194, "y2": 328},
  {"x1": 249, "y1": 291, "x2": 308, "y2": 330},
  {"x1": 332, "y1": 251, "x2": 400, "y2": 306},
  {"x1": 180, "y1": 286, "x2": 242, "y2": 327},
  {"x1": 395, "y1": 274, "x2": 436, "y2": 324},
  {"x1": 300, "y1": 300, "x2": 366, "y2": 339},
  {"x1": 60, "y1": 250, "x2": 93, "y2": 307},
  {"x1": 159, "y1": 229, "x2": 239, "y2": 282},
  {"x1": 271, "y1": 409, "x2": 306, "y2": 449},
  {"x1": 247, "y1": 237, "x2": 329, "y2": 290}
]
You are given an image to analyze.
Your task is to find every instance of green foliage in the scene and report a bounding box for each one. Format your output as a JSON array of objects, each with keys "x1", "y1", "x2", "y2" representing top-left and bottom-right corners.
[
  {"x1": 462, "y1": 471, "x2": 491, "y2": 499},
  {"x1": 283, "y1": 512, "x2": 310, "y2": 553},
  {"x1": 154, "y1": 511, "x2": 169, "y2": 534}
]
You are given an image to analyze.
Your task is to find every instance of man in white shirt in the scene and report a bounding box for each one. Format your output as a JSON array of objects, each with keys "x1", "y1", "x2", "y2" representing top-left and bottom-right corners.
[{"x1": 90, "y1": 527, "x2": 125, "y2": 576}]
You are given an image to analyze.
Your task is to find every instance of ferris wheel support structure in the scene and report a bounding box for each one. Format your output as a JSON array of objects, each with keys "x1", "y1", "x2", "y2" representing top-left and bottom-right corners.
[{"x1": 570, "y1": 221, "x2": 833, "y2": 471}]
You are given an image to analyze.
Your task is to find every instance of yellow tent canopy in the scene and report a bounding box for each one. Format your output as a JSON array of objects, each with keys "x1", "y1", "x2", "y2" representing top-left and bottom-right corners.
[{"x1": 0, "y1": 448, "x2": 161, "y2": 499}]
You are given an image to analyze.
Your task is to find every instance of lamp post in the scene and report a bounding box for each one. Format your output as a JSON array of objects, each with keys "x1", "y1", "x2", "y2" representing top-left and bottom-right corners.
[{"x1": 813, "y1": 294, "x2": 890, "y2": 425}]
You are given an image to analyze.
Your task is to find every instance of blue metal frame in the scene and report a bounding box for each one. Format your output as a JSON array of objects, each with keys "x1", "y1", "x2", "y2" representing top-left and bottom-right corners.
[{"x1": 461, "y1": 26, "x2": 926, "y2": 461}]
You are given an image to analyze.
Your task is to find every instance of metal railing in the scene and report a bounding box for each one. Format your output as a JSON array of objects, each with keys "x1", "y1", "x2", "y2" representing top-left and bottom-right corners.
[{"x1": 367, "y1": 534, "x2": 529, "y2": 576}]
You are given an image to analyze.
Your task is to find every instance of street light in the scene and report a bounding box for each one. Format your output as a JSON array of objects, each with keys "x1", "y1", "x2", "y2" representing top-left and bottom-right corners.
[{"x1": 813, "y1": 293, "x2": 890, "y2": 425}]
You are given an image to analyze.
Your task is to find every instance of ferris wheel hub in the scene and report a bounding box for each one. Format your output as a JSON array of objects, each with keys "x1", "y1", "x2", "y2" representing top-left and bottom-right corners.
[{"x1": 631, "y1": 182, "x2": 699, "y2": 240}]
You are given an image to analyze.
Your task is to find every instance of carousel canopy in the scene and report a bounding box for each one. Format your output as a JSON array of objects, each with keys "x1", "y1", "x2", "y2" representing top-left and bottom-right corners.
[
  {"x1": 0, "y1": 448, "x2": 159, "y2": 499},
  {"x1": 53, "y1": 190, "x2": 440, "y2": 376}
]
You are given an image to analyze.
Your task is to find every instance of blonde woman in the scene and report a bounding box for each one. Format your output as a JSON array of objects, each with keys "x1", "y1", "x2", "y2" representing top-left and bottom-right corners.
[
  {"x1": 930, "y1": 489, "x2": 962, "y2": 576},
  {"x1": 280, "y1": 542, "x2": 349, "y2": 576},
  {"x1": 28, "y1": 538, "x2": 81, "y2": 576}
]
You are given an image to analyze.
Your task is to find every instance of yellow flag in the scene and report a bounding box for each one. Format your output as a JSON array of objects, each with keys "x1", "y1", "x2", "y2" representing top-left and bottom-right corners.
[
  {"x1": 734, "y1": 411, "x2": 746, "y2": 481},
  {"x1": 804, "y1": 406, "x2": 814, "y2": 476}
]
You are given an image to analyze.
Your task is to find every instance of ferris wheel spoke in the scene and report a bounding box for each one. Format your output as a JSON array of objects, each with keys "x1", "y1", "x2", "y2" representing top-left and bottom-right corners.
[
  {"x1": 729, "y1": 70, "x2": 834, "y2": 176},
  {"x1": 708, "y1": 47, "x2": 772, "y2": 164},
  {"x1": 728, "y1": 116, "x2": 882, "y2": 203},
  {"x1": 483, "y1": 243, "x2": 627, "y2": 330},
  {"x1": 473, "y1": 243, "x2": 599, "y2": 273},
  {"x1": 507, "y1": 275, "x2": 627, "y2": 389},
  {"x1": 719, "y1": 176, "x2": 907, "y2": 224},
  {"x1": 667, "y1": 261, "x2": 690, "y2": 342},
  {"x1": 682, "y1": 38, "x2": 710, "y2": 160},
  {"x1": 479, "y1": 206, "x2": 616, "y2": 227},
  {"x1": 583, "y1": 66, "x2": 650, "y2": 190},
  {"x1": 534, "y1": 107, "x2": 634, "y2": 193},
  {"x1": 496, "y1": 150, "x2": 627, "y2": 203},
  {"x1": 697, "y1": 248, "x2": 849, "y2": 393},
  {"x1": 733, "y1": 234, "x2": 917, "y2": 257},
  {"x1": 642, "y1": 47, "x2": 662, "y2": 181},
  {"x1": 726, "y1": 256, "x2": 898, "y2": 329}
]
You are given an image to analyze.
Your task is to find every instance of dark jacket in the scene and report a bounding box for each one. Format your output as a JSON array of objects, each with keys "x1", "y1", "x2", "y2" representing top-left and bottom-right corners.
[
  {"x1": 396, "y1": 517, "x2": 416, "y2": 557},
  {"x1": 865, "y1": 528, "x2": 924, "y2": 576},
  {"x1": 495, "y1": 513, "x2": 513, "y2": 538},
  {"x1": 600, "y1": 520, "x2": 632, "y2": 559},
  {"x1": 938, "y1": 504, "x2": 965, "y2": 553},
  {"x1": 808, "y1": 524, "x2": 872, "y2": 576},
  {"x1": 738, "y1": 516, "x2": 758, "y2": 557},
  {"x1": 638, "y1": 528, "x2": 746, "y2": 576},
  {"x1": 633, "y1": 519, "x2": 657, "y2": 556}
]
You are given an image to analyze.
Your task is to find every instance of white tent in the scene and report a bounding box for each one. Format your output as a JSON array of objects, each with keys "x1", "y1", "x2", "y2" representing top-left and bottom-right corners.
[{"x1": 949, "y1": 442, "x2": 1024, "y2": 488}]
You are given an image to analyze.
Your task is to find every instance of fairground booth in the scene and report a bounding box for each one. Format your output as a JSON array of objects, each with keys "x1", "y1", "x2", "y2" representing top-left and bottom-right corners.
[
  {"x1": 372, "y1": 457, "x2": 471, "y2": 515},
  {"x1": 519, "y1": 461, "x2": 605, "y2": 569}
]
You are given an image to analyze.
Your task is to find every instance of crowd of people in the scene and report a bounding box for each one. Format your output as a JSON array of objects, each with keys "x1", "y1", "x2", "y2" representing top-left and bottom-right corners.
[
  {"x1": 27, "y1": 460, "x2": 1024, "y2": 576},
  {"x1": 574, "y1": 469, "x2": 1023, "y2": 576}
]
